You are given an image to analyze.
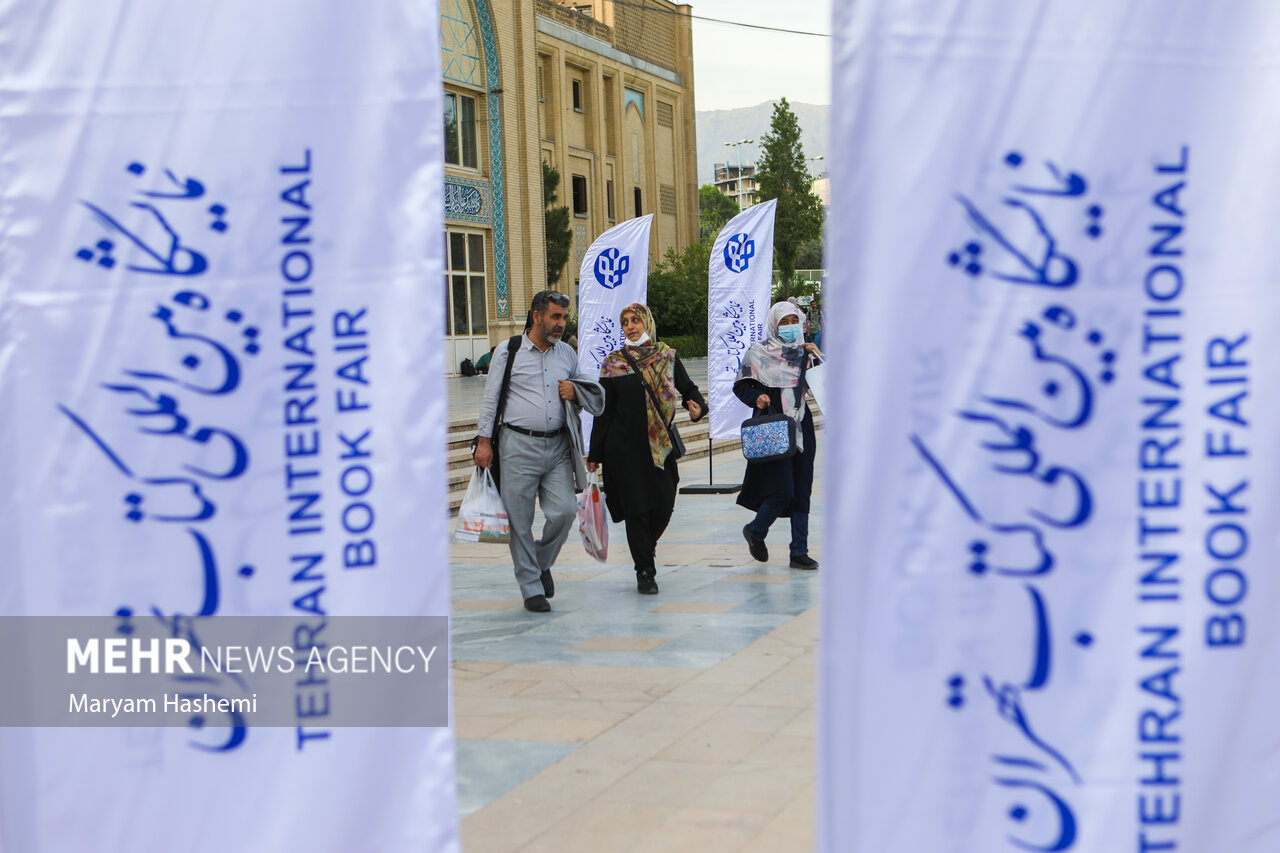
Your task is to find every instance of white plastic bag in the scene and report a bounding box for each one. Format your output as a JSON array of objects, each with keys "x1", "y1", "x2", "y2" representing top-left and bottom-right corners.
[
  {"x1": 804, "y1": 358, "x2": 829, "y2": 413},
  {"x1": 577, "y1": 472, "x2": 608, "y2": 562},
  {"x1": 455, "y1": 467, "x2": 510, "y2": 544}
]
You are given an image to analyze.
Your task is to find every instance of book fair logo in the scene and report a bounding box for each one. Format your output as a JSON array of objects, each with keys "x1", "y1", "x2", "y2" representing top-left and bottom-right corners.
[
  {"x1": 593, "y1": 246, "x2": 630, "y2": 289},
  {"x1": 723, "y1": 232, "x2": 755, "y2": 273}
]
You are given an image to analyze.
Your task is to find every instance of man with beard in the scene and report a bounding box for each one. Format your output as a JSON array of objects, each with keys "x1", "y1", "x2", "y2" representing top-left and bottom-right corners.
[{"x1": 473, "y1": 290, "x2": 604, "y2": 612}]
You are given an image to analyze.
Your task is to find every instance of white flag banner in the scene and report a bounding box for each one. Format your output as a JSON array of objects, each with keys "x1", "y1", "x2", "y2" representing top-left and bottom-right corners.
[
  {"x1": 824, "y1": 3, "x2": 1280, "y2": 853},
  {"x1": 0, "y1": 2, "x2": 458, "y2": 851},
  {"x1": 707, "y1": 199, "x2": 776, "y2": 439},
  {"x1": 576, "y1": 214, "x2": 653, "y2": 444}
]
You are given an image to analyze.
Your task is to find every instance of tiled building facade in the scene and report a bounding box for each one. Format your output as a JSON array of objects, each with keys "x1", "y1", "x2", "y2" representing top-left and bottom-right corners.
[{"x1": 442, "y1": 0, "x2": 698, "y2": 371}]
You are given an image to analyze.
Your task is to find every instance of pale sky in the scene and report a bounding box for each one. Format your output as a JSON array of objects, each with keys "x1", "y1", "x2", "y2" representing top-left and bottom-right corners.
[{"x1": 687, "y1": 0, "x2": 832, "y2": 111}]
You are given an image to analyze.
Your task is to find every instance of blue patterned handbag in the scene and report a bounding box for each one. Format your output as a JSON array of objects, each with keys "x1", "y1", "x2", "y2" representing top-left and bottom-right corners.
[
  {"x1": 740, "y1": 357, "x2": 808, "y2": 463},
  {"x1": 740, "y1": 413, "x2": 797, "y2": 463}
]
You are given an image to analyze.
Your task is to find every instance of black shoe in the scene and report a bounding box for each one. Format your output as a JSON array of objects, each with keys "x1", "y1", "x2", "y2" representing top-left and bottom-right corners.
[
  {"x1": 523, "y1": 594, "x2": 551, "y2": 612},
  {"x1": 541, "y1": 569, "x2": 555, "y2": 599},
  {"x1": 743, "y1": 525, "x2": 768, "y2": 562},
  {"x1": 637, "y1": 573, "x2": 659, "y2": 595},
  {"x1": 789, "y1": 554, "x2": 819, "y2": 570}
]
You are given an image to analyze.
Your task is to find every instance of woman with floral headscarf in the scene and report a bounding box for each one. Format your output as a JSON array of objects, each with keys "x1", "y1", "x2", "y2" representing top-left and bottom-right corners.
[
  {"x1": 587, "y1": 303, "x2": 707, "y2": 594},
  {"x1": 735, "y1": 301, "x2": 823, "y2": 570}
]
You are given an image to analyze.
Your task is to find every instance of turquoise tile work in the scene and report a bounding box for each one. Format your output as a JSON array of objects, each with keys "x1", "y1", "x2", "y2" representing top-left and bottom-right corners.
[{"x1": 440, "y1": 0, "x2": 481, "y2": 86}]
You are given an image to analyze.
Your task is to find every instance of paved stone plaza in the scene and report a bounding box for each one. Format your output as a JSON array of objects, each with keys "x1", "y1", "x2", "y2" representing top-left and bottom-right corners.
[{"x1": 448, "y1": 364, "x2": 821, "y2": 851}]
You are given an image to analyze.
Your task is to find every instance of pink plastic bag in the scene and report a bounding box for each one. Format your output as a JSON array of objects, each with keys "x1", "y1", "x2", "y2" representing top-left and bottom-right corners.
[{"x1": 577, "y1": 473, "x2": 608, "y2": 562}]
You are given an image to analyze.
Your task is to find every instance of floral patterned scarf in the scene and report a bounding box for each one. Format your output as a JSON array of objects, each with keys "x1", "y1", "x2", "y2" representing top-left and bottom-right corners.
[
  {"x1": 599, "y1": 303, "x2": 677, "y2": 468},
  {"x1": 738, "y1": 301, "x2": 810, "y2": 451}
]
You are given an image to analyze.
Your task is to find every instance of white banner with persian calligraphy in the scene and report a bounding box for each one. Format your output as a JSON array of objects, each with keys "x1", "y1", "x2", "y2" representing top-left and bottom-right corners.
[
  {"x1": 0, "y1": 1, "x2": 458, "y2": 851},
  {"x1": 576, "y1": 214, "x2": 653, "y2": 446},
  {"x1": 707, "y1": 199, "x2": 776, "y2": 440},
  {"x1": 823, "y1": 3, "x2": 1280, "y2": 852}
]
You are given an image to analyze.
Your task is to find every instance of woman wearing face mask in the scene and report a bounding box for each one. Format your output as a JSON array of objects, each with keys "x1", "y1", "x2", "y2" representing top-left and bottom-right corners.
[
  {"x1": 587, "y1": 303, "x2": 707, "y2": 594},
  {"x1": 735, "y1": 301, "x2": 823, "y2": 570}
]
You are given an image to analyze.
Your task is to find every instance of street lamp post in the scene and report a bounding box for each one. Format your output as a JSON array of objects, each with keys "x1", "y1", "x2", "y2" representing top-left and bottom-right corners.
[
  {"x1": 807, "y1": 156, "x2": 826, "y2": 208},
  {"x1": 724, "y1": 138, "x2": 753, "y2": 211}
]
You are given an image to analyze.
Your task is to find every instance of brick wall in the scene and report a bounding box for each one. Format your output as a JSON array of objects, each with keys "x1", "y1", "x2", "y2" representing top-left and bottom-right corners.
[
  {"x1": 534, "y1": 0, "x2": 613, "y2": 41},
  {"x1": 611, "y1": 2, "x2": 678, "y2": 72}
]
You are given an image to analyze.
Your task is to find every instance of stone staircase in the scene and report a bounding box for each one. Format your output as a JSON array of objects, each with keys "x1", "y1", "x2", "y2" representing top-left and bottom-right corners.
[{"x1": 446, "y1": 403, "x2": 822, "y2": 512}]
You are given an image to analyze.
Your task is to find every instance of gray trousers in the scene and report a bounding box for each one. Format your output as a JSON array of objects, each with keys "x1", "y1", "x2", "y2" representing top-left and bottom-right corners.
[{"x1": 497, "y1": 427, "x2": 578, "y2": 599}]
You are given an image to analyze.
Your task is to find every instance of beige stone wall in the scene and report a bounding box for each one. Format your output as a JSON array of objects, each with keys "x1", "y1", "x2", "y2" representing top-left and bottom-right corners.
[
  {"x1": 653, "y1": 90, "x2": 677, "y2": 253},
  {"x1": 445, "y1": 0, "x2": 696, "y2": 350},
  {"x1": 563, "y1": 64, "x2": 591, "y2": 150},
  {"x1": 672, "y1": 3, "x2": 698, "y2": 240},
  {"x1": 610, "y1": 2, "x2": 679, "y2": 73},
  {"x1": 622, "y1": 87, "x2": 648, "y2": 223},
  {"x1": 533, "y1": 0, "x2": 697, "y2": 294}
]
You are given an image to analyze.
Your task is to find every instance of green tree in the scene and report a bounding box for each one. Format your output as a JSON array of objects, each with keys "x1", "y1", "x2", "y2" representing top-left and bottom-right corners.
[
  {"x1": 647, "y1": 239, "x2": 712, "y2": 338},
  {"x1": 771, "y1": 274, "x2": 824, "y2": 304},
  {"x1": 794, "y1": 234, "x2": 823, "y2": 271},
  {"x1": 698, "y1": 184, "x2": 739, "y2": 241},
  {"x1": 755, "y1": 98, "x2": 823, "y2": 297},
  {"x1": 543, "y1": 161, "x2": 573, "y2": 285}
]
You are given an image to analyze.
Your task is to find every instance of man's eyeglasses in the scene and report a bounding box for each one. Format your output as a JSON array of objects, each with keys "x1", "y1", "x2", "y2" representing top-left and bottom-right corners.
[{"x1": 532, "y1": 290, "x2": 570, "y2": 310}]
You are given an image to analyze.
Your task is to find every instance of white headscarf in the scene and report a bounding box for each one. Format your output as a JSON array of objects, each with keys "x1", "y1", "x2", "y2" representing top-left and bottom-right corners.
[
  {"x1": 764, "y1": 301, "x2": 805, "y2": 351},
  {"x1": 737, "y1": 301, "x2": 809, "y2": 426}
]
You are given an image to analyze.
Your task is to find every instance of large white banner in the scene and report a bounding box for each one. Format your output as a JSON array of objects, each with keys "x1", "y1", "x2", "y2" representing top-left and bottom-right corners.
[
  {"x1": 707, "y1": 199, "x2": 776, "y2": 439},
  {"x1": 0, "y1": 2, "x2": 458, "y2": 851},
  {"x1": 576, "y1": 214, "x2": 653, "y2": 444},
  {"x1": 823, "y1": 3, "x2": 1280, "y2": 852}
]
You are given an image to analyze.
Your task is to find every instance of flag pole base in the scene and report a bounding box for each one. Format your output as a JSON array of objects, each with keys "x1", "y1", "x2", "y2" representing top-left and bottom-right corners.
[
  {"x1": 679, "y1": 434, "x2": 740, "y2": 494},
  {"x1": 679, "y1": 483, "x2": 742, "y2": 495}
]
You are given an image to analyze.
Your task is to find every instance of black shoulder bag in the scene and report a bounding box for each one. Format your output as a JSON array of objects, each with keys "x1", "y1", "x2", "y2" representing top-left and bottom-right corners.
[
  {"x1": 472, "y1": 334, "x2": 523, "y2": 487},
  {"x1": 621, "y1": 349, "x2": 685, "y2": 460}
]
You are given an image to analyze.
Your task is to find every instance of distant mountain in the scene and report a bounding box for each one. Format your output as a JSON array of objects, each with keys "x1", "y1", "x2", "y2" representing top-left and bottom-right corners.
[{"x1": 695, "y1": 101, "x2": 828, "y2": 186}]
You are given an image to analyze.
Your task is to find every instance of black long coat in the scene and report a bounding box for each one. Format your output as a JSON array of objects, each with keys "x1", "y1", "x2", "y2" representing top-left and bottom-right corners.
[
  {"x1": 588, "y1": 356, "x2": 707, "y2": 523},
  {"x1": 734, "y1": 378, "x2": 816, "y2": 517}
]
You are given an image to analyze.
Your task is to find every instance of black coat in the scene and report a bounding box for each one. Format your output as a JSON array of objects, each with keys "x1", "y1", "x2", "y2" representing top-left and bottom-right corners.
[
  {"x1": 734, "y1": 378, "x2": 816, "y2": 517},
  {"x1": 588, "y1": 356, "x2": 707, "y2": 522}
]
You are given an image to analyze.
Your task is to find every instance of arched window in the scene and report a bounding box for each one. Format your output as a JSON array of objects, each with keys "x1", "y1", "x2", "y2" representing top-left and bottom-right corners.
[{"x1": 442, "y1": 0, "x2": 483, "y2": 170}]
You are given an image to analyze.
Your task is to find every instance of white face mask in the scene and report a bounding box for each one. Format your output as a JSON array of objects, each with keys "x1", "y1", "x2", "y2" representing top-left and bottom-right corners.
[{"x1": 631, "y1": 331, "x2": 651, "y2": 345}]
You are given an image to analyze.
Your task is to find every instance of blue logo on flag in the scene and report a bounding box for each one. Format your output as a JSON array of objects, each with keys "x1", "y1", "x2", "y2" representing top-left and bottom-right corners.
[
  {"x1": 724, "y1": 233, "x2": 755, "y2": 273},
  {"x1": 593, "y1": 247, "x2": 630, "y2": 289}
]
